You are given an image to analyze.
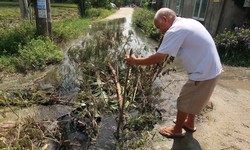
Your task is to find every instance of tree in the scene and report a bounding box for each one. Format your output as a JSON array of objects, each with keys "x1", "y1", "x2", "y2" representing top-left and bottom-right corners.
[
  {"x1": 19, "y1": 0, "x2": 29, "y2": 19},
  {"x1": 91, "y1": 0, "x2": 109, "y2": 8},
  {"x1": 74, "y1": 0, "x2": 91, "y2": 17},
  {"x1": 33, "y1": 0, "x2": 51, "y2": 36}
]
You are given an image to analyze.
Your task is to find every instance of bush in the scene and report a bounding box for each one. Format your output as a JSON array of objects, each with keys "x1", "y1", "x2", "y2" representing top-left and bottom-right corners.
[
  {"x1": 0, "y1": 22, "x2": 35, "y2": 55},
  {"x1": 132, "y1": 8, "x2": 160, "y2": 41},
  {"x1": 215, "y1": 26, "x2": 250, "y2": 66},
  {"x1": 16, "y1": 37, "x2": 63, "y2": 71}
]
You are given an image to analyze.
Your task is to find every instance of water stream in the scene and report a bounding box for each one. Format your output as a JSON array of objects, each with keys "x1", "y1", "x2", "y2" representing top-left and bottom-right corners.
[{"x1": 33, "y1": 13, "x2": 159, "y2": 150}]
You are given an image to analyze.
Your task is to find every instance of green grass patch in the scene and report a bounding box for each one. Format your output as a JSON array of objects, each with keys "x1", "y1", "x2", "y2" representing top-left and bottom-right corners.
[
  {"x1": 86, "y1": 8, "x2": 116, "y2": 20},
  {"x1": 0, "y1": 6, "x2": 20, "y2": 18},
  {"x1": 0, "y1": 1, "x2": 19, "y2": 7},
  {"x1": 52, "y1": 17, "x2": 91, "y2": 42},
  {"x1": 51, "y1": 3, "x2": 77, "y2": 8}
]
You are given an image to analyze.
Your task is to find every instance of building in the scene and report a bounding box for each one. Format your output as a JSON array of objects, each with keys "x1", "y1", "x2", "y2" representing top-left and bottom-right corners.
[{"x1": 161, "y1": 0, "x2": 250, "y2": 36}]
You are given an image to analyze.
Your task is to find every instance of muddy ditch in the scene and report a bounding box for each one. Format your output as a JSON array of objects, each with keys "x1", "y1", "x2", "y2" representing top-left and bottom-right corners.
[{"x1": 0, "y1": 15, "x2": 177, "y2": 149}]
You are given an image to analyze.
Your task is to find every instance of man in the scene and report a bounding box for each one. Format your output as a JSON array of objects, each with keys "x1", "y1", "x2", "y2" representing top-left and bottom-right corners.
[{"x1": 124, "y1": 8, "x2": 222, "y2": 138}]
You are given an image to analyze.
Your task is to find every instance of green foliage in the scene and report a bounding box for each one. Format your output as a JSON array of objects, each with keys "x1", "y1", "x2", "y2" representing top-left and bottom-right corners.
[
  {"x1": 51, "y1": 3, "x2": 77, "y2": 8},
  {"x1": 141, "y1": 0, "x2": 151, "y2": 8},
  {"x1": 16, "y1": 37, "x2": 63, "y2": 71},
  {"x1": 0, "y1": 22, "x2": 35, "y2": 55},
  {"x1": 132, "y1": 8, "x2": 161, "y2": 41},
  {"x1": 74, "y1": 0, "x2": 91, "y2": 17},
  {"x1": 0, "y1": 56, "x2": 16, "y2": 72},
  {"x1": 0, "y1": 1, "x2": 19, "y2": 7},
  {"x1": 73, "y1": 0, "x2": 116, "y2": 17},
  {"x1": 86, "y1": 8, "x2": 116, "y2": 19},
  {"x1": 52, "y1": 18, "x2": 91, "y2": 42},
  {"x1": 215, "y1": 26, "x2": 250, "y2": 66},
  {"x1": 91, "y1": 0, "x2": 111, "y2": 8}
]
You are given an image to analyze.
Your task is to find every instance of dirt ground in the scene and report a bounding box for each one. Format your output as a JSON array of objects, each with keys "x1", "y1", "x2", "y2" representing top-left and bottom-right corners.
[
  {"x1": 106, "y1": 8, "x2": 250, "y2": 150},
  {"x1": 151, "y1": 64, "x2": 250, "y2": 150}
]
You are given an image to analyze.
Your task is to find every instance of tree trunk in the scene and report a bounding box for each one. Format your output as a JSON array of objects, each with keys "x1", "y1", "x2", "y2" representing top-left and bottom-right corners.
[
  {"x1": 19, "y1": 0, "x2": 29, "y2": 19},
  {"x1": 33, "y1": 0, "x2": 51, "y2": 37},
  {"x1": 46, "y1": 0, "x2": 52, "y2": 35}
]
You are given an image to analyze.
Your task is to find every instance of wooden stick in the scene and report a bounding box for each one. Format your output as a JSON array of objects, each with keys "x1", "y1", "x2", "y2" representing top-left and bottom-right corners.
[
  {"x1": 108, "y1": 62, "x2": 123, "y2": 108},
  {"x1": 108, "y1": 62, "x2": 123, "y2": 138}
]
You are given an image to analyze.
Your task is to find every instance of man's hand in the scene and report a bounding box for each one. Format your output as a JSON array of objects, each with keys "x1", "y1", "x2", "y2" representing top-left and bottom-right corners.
[{"x1": 124, "y1": 54, "x2": 137, "y2": 65}]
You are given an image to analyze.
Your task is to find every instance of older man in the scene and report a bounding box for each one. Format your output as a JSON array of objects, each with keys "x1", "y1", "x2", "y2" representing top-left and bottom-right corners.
[{"x1": 124, "y1": 8, "x2": 222, "y2": 138}]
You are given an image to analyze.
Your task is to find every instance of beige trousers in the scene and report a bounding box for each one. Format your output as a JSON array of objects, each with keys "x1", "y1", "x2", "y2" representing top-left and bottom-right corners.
[{"x1": 177, "y1": 76, "x2": 220, "y2": 115}]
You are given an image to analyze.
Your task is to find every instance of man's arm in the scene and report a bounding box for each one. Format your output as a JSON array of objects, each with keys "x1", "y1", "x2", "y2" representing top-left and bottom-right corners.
[{"x1": 124, "y1": 53, "x2": 168, "y2": 66}]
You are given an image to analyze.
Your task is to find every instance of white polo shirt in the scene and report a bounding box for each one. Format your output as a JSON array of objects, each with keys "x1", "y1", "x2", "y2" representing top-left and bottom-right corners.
[{"x1": 157, "y1": 17, "x2": 222, "y2": 81}]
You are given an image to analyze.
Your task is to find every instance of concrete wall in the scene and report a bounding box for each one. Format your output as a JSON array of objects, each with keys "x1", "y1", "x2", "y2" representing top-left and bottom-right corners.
[{"x1": 217, "y1": 0, "x2": 248, "y2": 33}]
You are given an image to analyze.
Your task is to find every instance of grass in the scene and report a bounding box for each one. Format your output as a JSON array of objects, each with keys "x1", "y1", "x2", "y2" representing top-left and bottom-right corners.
[
  {"x1": 51, "y1": 3, "x2": 78, "y2": 8},
  {"x1": 0, "y1": 1, "x2": 19, "y2": 7}
]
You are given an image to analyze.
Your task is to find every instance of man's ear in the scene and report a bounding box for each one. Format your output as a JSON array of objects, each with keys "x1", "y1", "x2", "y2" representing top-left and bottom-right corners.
[{"x1": 162, "y1": 16, "x2": 168, "y2": 23}]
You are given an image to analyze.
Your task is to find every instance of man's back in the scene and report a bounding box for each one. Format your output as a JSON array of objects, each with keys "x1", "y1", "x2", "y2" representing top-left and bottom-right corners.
[{"x1": 157, "y1": 17, "x2": 222, "y2": 81}]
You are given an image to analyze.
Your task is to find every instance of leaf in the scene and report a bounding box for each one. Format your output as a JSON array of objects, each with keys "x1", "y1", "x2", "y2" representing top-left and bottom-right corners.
[
  {"x1": 125, "y1": 100, "x2": 130, "y2": 108},
  {"x1": 111, "y1": 104, "x2": 118, "y2": 110}
]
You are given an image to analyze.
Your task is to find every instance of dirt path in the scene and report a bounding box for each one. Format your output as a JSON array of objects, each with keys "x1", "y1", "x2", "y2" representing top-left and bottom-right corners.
[
  {"x1": 105, "y1": 8, "x2": 250, "y2": 150},
  {"x1": 151, "y1": 65, "x2": 250, "y2": 150},
  {"x1": 102, "y1": 7, "x2": 134, "y2": 20}
]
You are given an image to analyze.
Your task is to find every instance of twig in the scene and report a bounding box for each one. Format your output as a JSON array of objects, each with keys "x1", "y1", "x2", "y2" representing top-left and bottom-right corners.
[
  {"x1": 108, "y1": 62, "x2": 123, "y2": 108},
  {"x1": 108, "y1": 62, "x2": 123, "y2": 139},
  {"x1": 131, "y1": 73, "x2": 140, "y2": 103},
  {"x1": 2, "y1": 95, "x2": 20, "y2": 119}
]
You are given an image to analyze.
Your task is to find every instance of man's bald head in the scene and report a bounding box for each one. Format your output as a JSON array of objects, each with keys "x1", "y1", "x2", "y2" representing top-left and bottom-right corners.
[{"x1": 154, "y1": 8, "x2": 176, "y2": 25}]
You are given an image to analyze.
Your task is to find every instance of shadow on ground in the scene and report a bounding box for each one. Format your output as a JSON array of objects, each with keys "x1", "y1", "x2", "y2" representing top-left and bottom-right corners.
[{"x1": 171, "y1": 132, "x2": 202, "y2": 150}]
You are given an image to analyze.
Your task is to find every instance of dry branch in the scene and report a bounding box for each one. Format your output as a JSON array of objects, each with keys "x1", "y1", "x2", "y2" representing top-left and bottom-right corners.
[{"x1": 108, "y1": 62, "x2": 123, "y2": 107}]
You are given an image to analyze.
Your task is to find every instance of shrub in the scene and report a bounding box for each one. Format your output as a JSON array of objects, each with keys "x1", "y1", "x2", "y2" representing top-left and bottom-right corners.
[
  {"x1": 132, "y1": 8, "x2": 160, "y2": 41},
  {"x1": 0, "y1": 22, "x2": 35, "y2": 55},
  {"x1": 16, "y1": 37, "x2": 63, "y2": 71},
  {"x1": 0, "y1": 56, "x2": 16, "y2": 72},
  {"x1": 215, "y1": 26, "x2": 250, "y2": 66}
]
